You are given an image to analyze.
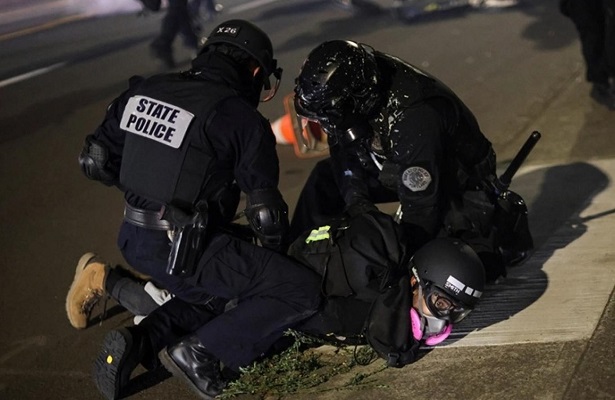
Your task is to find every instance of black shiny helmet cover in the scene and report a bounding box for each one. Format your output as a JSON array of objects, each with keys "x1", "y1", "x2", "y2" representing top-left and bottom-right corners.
[
  {"x1": 294, "y1": 40, "x2": 381, "y2": 133},
  {"x1": 410, "y1": 238, "x2": 486, "y2": 308}
]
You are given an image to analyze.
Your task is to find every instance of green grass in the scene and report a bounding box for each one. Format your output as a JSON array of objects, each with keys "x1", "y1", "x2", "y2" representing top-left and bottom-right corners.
[{"x1": 220, "y1": 330, "x2": 387, "y2": 399}]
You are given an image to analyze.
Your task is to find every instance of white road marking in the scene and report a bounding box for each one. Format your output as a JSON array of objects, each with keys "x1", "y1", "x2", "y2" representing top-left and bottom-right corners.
[
  {"x1": 0, "y1": 0, "x2": 285, "y2": 88},
  {"x1": 227, "y1": 0, "x2": 284, "y2": 13},
  {"x1": 0, "y1": 62, "x2": 67, "y2": 88}
]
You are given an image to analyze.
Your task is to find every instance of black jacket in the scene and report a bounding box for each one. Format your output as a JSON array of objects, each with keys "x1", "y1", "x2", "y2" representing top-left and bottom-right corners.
[
  {"x1": 332, "y1": 52, "x2": 495, "y2": 240},
  {"x1": 90, "y1": 52, "x2": 282, "y2": 216}
]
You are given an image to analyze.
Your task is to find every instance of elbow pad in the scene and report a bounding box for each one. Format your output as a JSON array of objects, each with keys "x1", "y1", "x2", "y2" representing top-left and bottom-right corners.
[
  {"x1": 78, "y1": 135, "x2": 118, "y2": 186},
  {"x1": 245, "y1": 188, "x2": 290, "y2": 252}
]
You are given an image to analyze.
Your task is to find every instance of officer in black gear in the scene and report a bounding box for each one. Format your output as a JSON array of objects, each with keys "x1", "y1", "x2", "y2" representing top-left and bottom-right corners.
[
  {"x1": 92, "y1": 232, "x2": 322, "y2": 400},
  {"x1": 89, "y1": 211, "x2": 484, "y2": 399},
  {"x1": 290, "y1": 40, "x2": 528, "y2": 281},
  {"x1": 77, "y1": 19, "x2": 289, "y2": 308}
]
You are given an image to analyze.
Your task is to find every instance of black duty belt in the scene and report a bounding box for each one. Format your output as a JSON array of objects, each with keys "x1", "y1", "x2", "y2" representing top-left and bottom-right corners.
[{"x1": 124, "y1": 203, "x2": 173, "y2": 231}]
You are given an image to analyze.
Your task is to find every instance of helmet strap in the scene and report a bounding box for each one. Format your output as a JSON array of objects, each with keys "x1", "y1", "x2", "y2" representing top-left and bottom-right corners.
[{"x1": 260, "y1": 67, "x2": 282, "y2": 103}]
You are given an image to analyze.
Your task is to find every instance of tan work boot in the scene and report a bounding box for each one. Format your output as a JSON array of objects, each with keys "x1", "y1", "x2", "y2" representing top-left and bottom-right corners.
[{"x1": 66, "y1": 252, "x2": 108, "y2": 329}]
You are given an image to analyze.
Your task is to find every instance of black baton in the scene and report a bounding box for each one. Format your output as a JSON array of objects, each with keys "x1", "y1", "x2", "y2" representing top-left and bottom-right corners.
[{"x1": 494, "y1": 131, "x2": 541, "y2": 194}]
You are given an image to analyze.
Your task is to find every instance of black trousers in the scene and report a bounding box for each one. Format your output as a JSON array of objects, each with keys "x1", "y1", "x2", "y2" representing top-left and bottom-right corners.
[
  {"x1": 567, "y1": 0, "x2": 615, "y2": 84},
  {"x1": 137, "y1": 233, "x2": 322, "y2": 371},
  {"x1": 117, "y1": 222, "x2": 215, "y2": 305},
  {"x1": 151, "y1": 0, "x2": 199, "y2": 52}
]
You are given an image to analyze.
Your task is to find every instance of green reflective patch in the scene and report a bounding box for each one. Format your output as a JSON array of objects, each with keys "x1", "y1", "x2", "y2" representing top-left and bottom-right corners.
[{"x1": 305, "y1": 225, "x2": 331, "y2": 243}]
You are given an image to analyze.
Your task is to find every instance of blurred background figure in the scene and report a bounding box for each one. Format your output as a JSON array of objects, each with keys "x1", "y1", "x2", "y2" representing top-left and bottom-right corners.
[
  {"x1": 560, "y1": 0, "x2": 615, "y2": 110},
  {"x1": 150, "y1": 0, "x2": 200, "y2": 68},
  {"x1": 188, "y1": 0, "x2": 223, "y2": 46},
  {"x1": 190, "y1": 0, "x2": 223, "y2": 21}
]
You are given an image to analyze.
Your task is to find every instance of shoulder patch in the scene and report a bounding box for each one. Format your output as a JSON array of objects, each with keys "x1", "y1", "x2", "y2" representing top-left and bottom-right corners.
[{"x1": 402, "y1": 166, "x2": 432, "y2": 192}]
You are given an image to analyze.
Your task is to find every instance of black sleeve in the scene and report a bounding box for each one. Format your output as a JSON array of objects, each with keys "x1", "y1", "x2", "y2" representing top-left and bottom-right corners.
[
  {"x1": 206, "y1": 98, "x2": 290, "y2": 249},
  {"x1": 329, "y1": 142, "x2": 372, "y2": 206},
  {"x1": 88, "y1": 79, "x2": 142, "y2": 180},
  {"x1": 393, "y1": 102, "x2": 447, "y2": 237},
  {"x1": 206, "y1": 98, "x2": 281, "y2": 193}
]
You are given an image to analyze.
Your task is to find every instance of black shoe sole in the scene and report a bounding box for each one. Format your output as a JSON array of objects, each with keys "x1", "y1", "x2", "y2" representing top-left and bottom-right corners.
[
  {"x1": 158, "y1": 349, "x2": 217, "y2": 400},
  {"x1": 93, "y1": 329, "x2": 135, "y2": 400}
]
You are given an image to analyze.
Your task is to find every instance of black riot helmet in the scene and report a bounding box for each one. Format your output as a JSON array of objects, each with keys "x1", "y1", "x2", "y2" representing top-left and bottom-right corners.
[
  {"x1": 294, "y1": 40, "x2": 382, "y2": 139},
  {"x1": 410, "y1": 238, "x2": 486, "y2": 322},
  {"x1": 202, "y1": 19, "x2": 282, "y2": 101}
]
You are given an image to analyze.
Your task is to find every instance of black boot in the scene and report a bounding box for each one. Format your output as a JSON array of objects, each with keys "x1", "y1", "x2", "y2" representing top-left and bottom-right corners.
[
  {"x1": 590, "y1": 83, "x2": 615, "y2": 110},
  {"x1": 159, "y1": 335, "x2": 226, "y2": 399},
  {"x1": 92, "y1": 326, "x2": 153, "y2": 400}
]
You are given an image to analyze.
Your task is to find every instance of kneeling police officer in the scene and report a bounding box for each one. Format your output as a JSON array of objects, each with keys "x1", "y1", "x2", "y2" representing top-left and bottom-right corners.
[
  {"x1": 68, "y1": 19, "x2": 290, "y2": 328},
  {"x1": 290, "y1": 40, "x2": 534, "y2": 281},
  {"x1": 88, "y1": 211, "x2": 485, "y2": 399}
]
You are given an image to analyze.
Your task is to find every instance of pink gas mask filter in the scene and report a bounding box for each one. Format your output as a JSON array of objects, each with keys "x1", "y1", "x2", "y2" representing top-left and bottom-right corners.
[{"x1": 410, "y1": 307, "x2": 453, "y2": 346}]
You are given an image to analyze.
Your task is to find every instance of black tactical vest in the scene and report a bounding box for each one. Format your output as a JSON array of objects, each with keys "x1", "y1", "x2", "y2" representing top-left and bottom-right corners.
[{"x1": 119, "y1": 74, "x2": 236, "y2": 212}]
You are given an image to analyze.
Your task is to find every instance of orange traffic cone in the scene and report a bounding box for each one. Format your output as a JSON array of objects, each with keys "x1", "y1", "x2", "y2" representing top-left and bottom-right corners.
[
  {"x1": 271, "y1": 93, "x2": 330, "y2": 158},
  {"x1": 271, "y1": 113, "x2": 296, "y2": 146}
]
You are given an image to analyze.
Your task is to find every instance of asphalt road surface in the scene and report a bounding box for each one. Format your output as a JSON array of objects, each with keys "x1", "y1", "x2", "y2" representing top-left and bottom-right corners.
[{"x1": 1, "y1": 1, "x2": 615, "y2": 399}]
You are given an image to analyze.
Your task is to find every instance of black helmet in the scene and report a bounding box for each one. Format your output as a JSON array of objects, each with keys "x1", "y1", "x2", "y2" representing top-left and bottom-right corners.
[
  {"x1": 294, "y1": 40, "x2": 381, "y2": 134},
  {"x1": 410, "y1": 238, "x2": 485, "y2": 321},
  {"x1": 203, "y1": 19, "x2": 282, "y2": 100}
]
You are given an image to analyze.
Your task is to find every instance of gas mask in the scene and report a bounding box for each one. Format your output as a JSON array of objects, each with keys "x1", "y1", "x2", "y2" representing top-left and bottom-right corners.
[
  {"x1": 333, "y1": 119, "x2": 373, "y2": 147},
  {"x1": 410, "y1": 307, "x2": 453, "y2": 346},
  {"x1": 326, "y1": 120, "x2": 380, "y2": 171},
  {"x1": 409, "y1": 282, "x2": 470, "y2": 346}
]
